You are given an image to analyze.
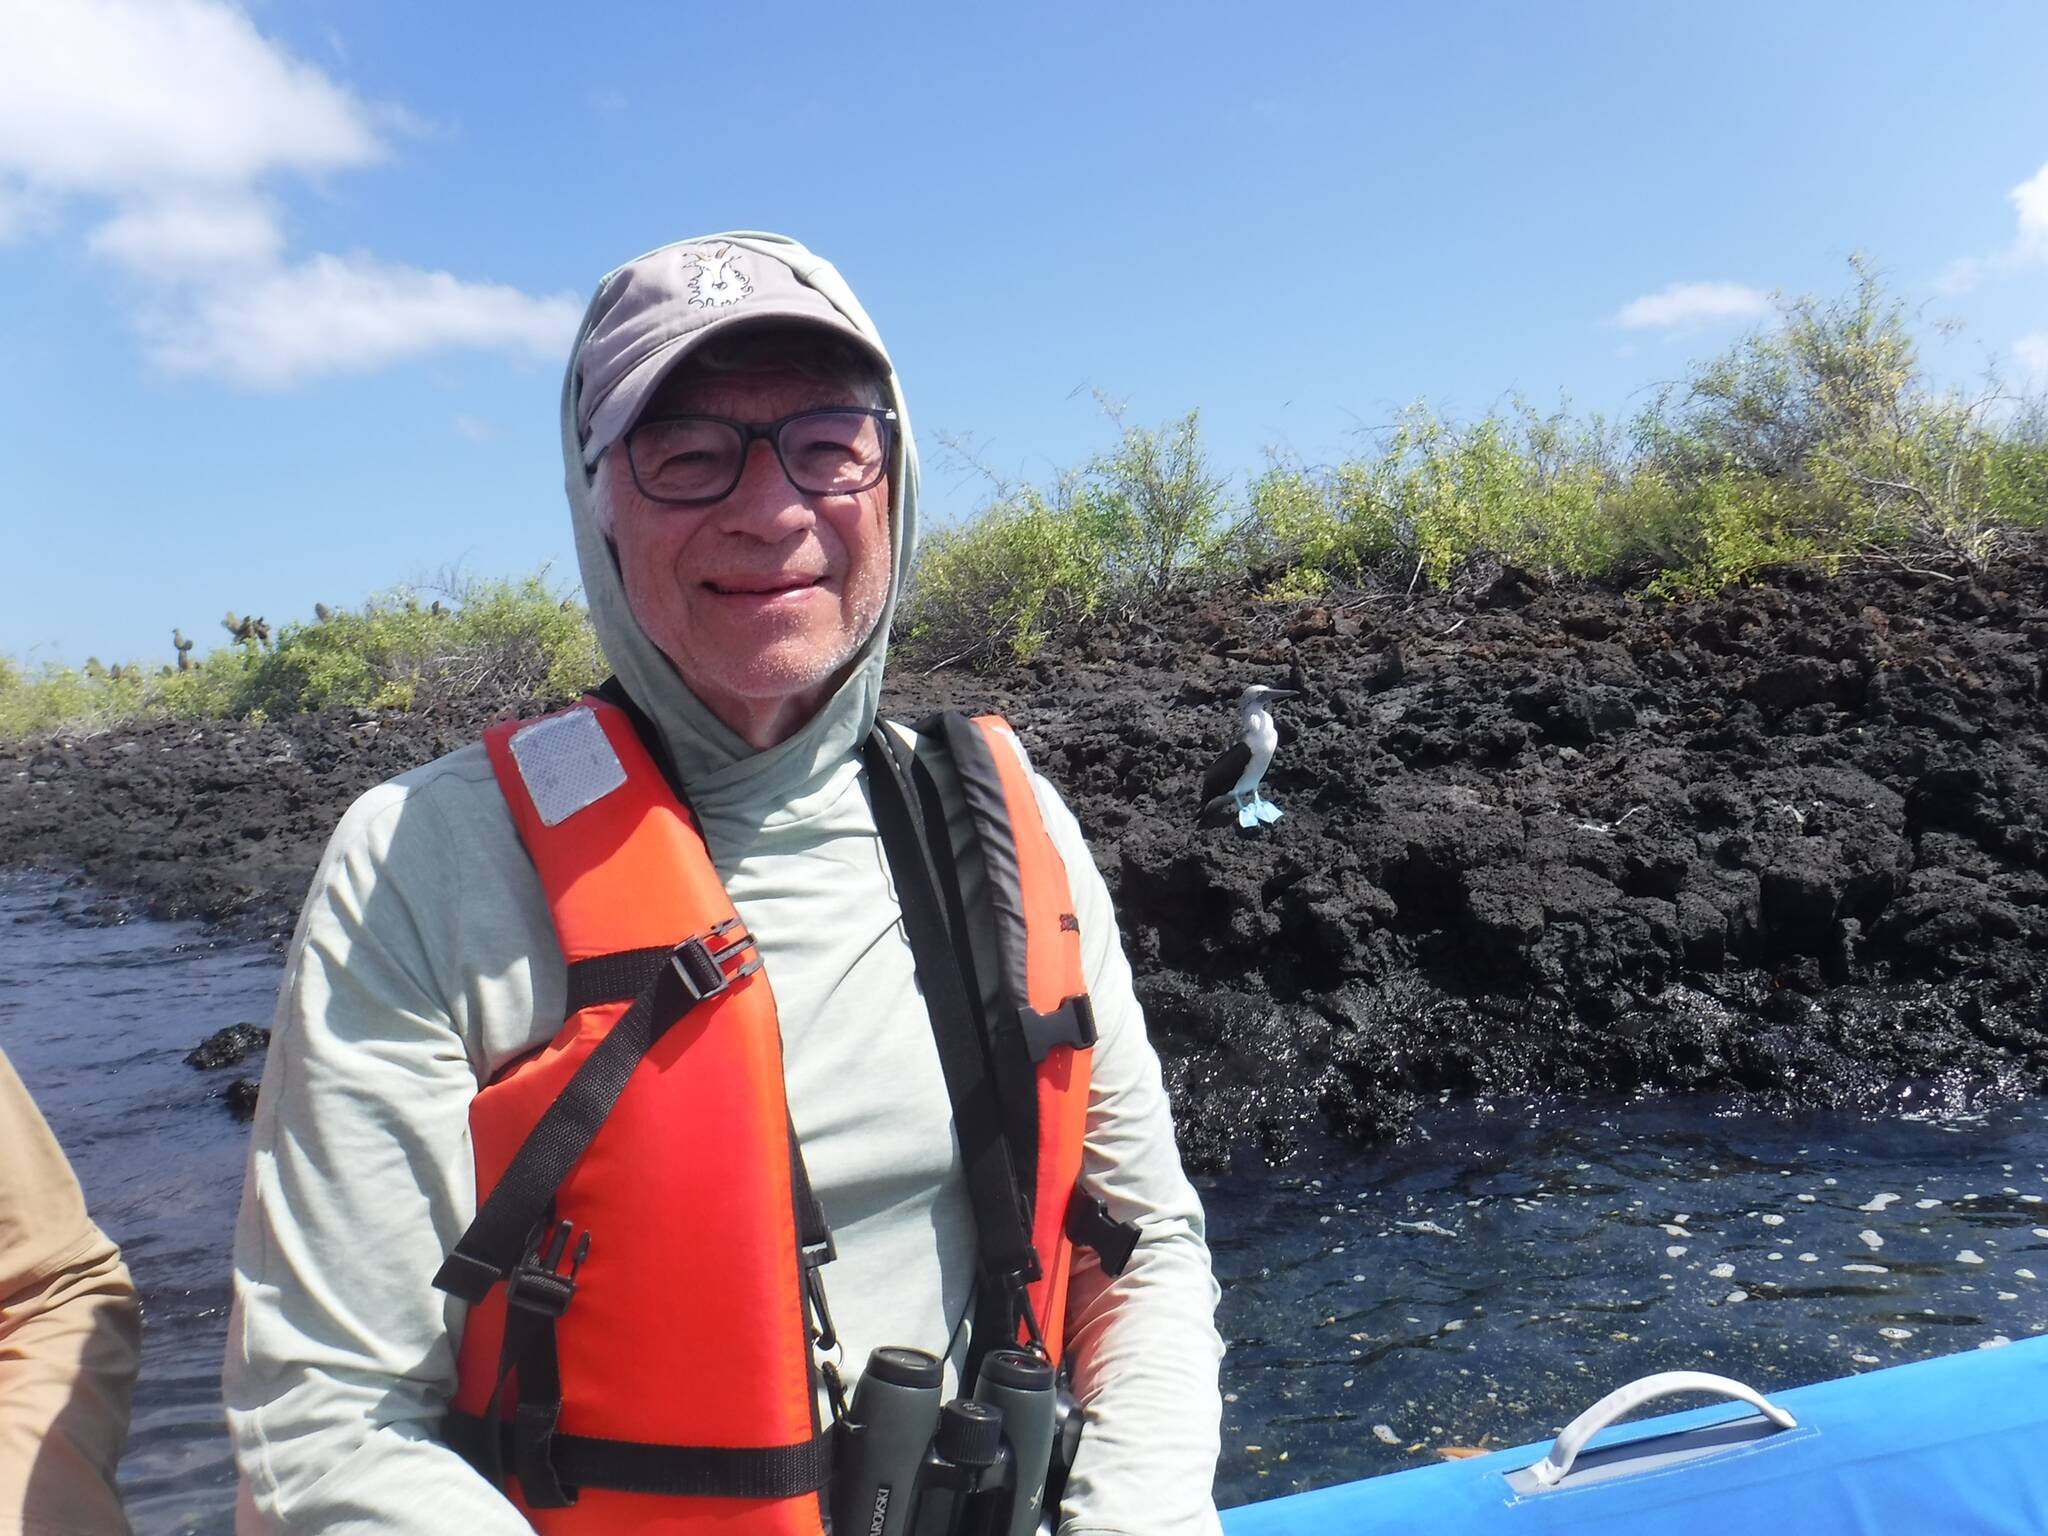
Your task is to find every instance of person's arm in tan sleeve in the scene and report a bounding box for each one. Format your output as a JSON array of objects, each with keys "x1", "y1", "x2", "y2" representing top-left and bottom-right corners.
[{"x1": 0, "y1": 1046, "x2": 142, "y2": 1536}]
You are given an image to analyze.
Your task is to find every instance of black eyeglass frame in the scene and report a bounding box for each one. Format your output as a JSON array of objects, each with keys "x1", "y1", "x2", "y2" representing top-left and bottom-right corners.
[{"x1": 621, "y1": 406, "x2": 899, "y2": 506}]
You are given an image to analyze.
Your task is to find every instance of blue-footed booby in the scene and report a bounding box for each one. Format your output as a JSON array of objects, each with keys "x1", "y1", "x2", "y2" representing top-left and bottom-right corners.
[{"x1": 1198, "y1": 685, "x2": 1299, "y2": 828}]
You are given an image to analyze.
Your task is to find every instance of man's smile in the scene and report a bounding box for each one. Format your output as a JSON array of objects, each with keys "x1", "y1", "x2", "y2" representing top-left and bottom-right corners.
[{"x1": 703, "y1": 574, "x2": 827, "y2": 596}]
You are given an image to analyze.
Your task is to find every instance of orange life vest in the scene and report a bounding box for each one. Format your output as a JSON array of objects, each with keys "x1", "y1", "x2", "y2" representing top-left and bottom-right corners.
[{"x1": 432, "y1": 696, "x2": 1114, "y2": 1532}]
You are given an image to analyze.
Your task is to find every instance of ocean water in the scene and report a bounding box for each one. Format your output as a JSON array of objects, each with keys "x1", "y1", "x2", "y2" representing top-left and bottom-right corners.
[
  {"x1": 1200, "y1": 1092, "x2": 2048, "y2": 1504},
  {"x1": 1, "y1": 874, "x2": 272, "y2": 1534},
  {"x1": 2, "y1": 871, "x2": 2043, "y2": 1531}
]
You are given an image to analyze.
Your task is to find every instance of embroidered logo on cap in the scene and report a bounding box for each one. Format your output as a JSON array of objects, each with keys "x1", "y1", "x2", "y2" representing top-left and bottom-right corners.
[{"x1": 686, "y1": 246, "x2": 752, "y2": 309}]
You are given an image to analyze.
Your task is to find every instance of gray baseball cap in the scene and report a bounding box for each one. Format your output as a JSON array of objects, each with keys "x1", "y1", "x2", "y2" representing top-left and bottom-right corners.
[{"x1": 573, "y1": 236, "x2": 889, "y2": 467}]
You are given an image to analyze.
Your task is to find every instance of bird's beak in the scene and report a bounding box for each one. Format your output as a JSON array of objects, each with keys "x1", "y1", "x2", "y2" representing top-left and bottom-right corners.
[{"x1": 1269, "y1": 689, "x2": 1300, "y2": 700}]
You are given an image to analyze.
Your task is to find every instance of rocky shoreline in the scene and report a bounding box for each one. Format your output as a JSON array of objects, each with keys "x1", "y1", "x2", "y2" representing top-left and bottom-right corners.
[{"x1": 6, "y1": 555, "x2": 2046, "y2": 1169}]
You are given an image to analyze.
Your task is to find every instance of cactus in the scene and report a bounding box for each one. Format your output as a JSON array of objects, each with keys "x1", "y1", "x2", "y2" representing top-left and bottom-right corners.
[{"x1": 222, "y1": 612, "x2": 268, "y2": 648}]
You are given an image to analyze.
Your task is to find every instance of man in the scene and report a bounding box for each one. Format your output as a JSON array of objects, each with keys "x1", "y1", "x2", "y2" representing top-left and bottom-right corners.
[
  {"x1": 1, "y1": 1045, "x2": 141, "y2": 1536},
  {"x1": 224, "y1": 232, "x2": 1224, "y2": 1534}
]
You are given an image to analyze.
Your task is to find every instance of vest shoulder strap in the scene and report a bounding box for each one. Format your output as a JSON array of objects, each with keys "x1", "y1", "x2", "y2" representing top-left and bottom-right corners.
[
  {"x1": 435, "y1": 701, "x2": 764, "y2": 1304},
  {"x1": 885, "y1": 713, "x2": 1140, "y2": 1358}
]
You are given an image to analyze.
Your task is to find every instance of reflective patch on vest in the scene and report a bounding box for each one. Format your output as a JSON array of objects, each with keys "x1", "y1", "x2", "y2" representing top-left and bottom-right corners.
[{"x1": 509, "y1": 707, "x2": 628, "y2": 826}]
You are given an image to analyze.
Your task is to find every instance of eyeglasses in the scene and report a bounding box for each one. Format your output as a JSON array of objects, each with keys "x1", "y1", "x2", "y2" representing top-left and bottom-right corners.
[{"x1": 621, "y1": 407, "x2": 897, "y2": 506}]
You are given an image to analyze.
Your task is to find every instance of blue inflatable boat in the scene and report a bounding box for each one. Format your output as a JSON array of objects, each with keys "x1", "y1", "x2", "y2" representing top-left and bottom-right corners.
[{"x1": 1223, "y1": 1338, "x2": 2048, "y2": 1534}]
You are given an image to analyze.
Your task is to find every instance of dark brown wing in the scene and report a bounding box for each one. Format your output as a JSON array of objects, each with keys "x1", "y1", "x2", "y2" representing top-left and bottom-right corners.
[{"x1": 1195, "y1": 741, "x2": 1251, "y2": 823}]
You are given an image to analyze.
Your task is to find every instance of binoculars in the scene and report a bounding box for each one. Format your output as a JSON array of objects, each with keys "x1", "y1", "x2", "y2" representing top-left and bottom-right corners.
[{"x1": 832, "y1": 1344, "x2": 1078, "y2": 1536}]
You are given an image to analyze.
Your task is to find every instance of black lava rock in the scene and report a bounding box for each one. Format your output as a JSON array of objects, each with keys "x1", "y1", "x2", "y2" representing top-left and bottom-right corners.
[{"x1": 185, "y1": 1022, "x2": 271, "y2": 1071}]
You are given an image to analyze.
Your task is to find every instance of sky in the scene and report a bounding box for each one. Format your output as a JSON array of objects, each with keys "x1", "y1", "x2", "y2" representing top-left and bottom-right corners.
[{"x1": 2, "y1": 1, "x2": 2046, "y2": 667}]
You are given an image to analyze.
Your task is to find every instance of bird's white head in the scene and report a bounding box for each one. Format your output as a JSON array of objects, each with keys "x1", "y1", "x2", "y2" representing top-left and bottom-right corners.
[{"x1": 1236, "y1": 684, "x2": 1299, "y2": 720}]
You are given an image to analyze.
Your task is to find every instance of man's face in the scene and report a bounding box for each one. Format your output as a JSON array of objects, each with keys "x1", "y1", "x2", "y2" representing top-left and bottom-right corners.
[{"x1": 605, "y1": 364, "x2": 893, "y2": 748}]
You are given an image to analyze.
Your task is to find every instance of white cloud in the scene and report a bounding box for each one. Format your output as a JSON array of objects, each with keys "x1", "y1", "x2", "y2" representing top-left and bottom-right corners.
[
  {"x1": 1934, "y1": 255, "x2": 1985, "y2": 297},
  {"x1": 1613, "y1": 281, "x2": 1772, "y2": 332},
  {"x1": 454, "y1": 414, "x2": 496, "y2": 442},
  {"x1": 88, "y1": 191, "x2": 283, "y2": 275},
  {"x1": 1936, "y1": 158, "x2": 2048, "y2": 293},
  {"x1": 2011, "y1": 162, "x2": 2048, "y2": 263},
  {"x1": 144, "y1": 253, "x2": 581, "y2": 389},
  {"x1": 2016, "y1": 333, "x2": 2048, "y2": 387},
  {"x1": 0, "y1": 0, "x2": 577, "y2": 389},
  {"x1": 0, "y1": 0, "x2": 382, "y2": 192}
]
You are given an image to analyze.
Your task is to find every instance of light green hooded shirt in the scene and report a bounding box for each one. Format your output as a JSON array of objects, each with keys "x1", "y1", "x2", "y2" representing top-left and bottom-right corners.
[{"x1": 224, "y1": 233, "x2": 1224, "y2": 1536}]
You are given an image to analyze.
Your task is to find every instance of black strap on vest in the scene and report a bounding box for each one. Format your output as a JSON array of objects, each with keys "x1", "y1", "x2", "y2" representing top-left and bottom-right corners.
[
  {"x1": 452, "y1": 1205, "x2": 829, "y2": 1511},
  {"x1": 487, "y1": 1214, "x2": 587, "y2": 1507},
  {"x1": 431, "y1": 920, "x2": 762, "y2": 1305},
  {"x1": 562, "y1": 946, "x2": 671, "y2": 1015},
  {"x1": 906, "y1": 745, "x2": 1039, "y2": 1201},
  {"x1": 862, "y1": 727, "x2": 1047, "y2": 1359},
  {"x1": 444, "y1": 1410, "x2": 835, "y2": 1501},
  {"x1": 899, "y1": 717, "x2": 1141, "y2": 1291}
]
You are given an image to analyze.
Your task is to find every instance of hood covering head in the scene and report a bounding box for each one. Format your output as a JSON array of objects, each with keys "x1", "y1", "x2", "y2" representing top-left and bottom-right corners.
[{"x1": 559, "y1": 231, "x2": 921, "y2": 818}]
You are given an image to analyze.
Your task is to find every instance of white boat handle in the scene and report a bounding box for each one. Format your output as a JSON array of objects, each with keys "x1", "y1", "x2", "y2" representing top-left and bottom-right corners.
[{"x1": 1530, "y1": 1371, "x2": 1798, "y2": 1487}]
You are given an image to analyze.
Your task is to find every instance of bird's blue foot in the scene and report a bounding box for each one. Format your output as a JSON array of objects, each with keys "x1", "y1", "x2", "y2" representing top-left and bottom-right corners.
[{"x1": 1252, "y1": 796, "x2": 1284, "y2": 824}]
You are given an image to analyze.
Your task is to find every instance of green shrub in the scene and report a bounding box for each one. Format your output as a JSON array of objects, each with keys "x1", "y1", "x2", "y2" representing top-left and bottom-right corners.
[
  {"x1": 898, "y1": 407, "x2": 1231, "y2": 668},
  {"x1": 1253, "y1": 403, "x2": 1636, "y2": 589},
  {"x1": 0, "y1": 649, "x2": 256, "y2": 739},
  {"x1": 1641, "y1": 256, "x2": 1916, "y2": 488},
  {"x1": 1084, "y1": 406, "x2": 1231, "y2": 592},
  {"x1": 1238, "y1": 459, "x2": 1400, "y2": 585},
  {"x1": 234, "y1": 575, "x2": 605, "y2": 715},
  {"x1": 1, "y1": 572, "x2": 604, "y2": 741},
  {"x1": 896, "y1": 485, "x2": 1111, "y2": 667},
  {"x1": 1642, "y1": 472, "x2": 1827, "y2": 598}
]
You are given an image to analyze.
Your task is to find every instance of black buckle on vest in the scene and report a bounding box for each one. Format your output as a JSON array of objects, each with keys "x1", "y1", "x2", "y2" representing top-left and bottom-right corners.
[
  {"x1": 1018, "y1": 994, "x2": 1097, "y2": 1062},
  {"x1": 670, "y1": 918, "x2": 760, "y2": 1002},
  {"x1": 1065, "y1": 1190, "x2": 1140, "y2": 1277},
  {"x1": 509, "y1": 1221, "x2": 590, "y2": 1321}
]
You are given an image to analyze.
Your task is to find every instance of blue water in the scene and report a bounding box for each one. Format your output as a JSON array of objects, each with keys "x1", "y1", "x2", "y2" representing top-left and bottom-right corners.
[
  {"x1": 2, "y1": 871, "x2": 2044, "y2": 1531},
  {"x1": 0, "y1": 874, "x2": 273, "y2": 1533},
  {"x1": 1199, "y1": 1095, "x2": 2048, "y2": 1504}
]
